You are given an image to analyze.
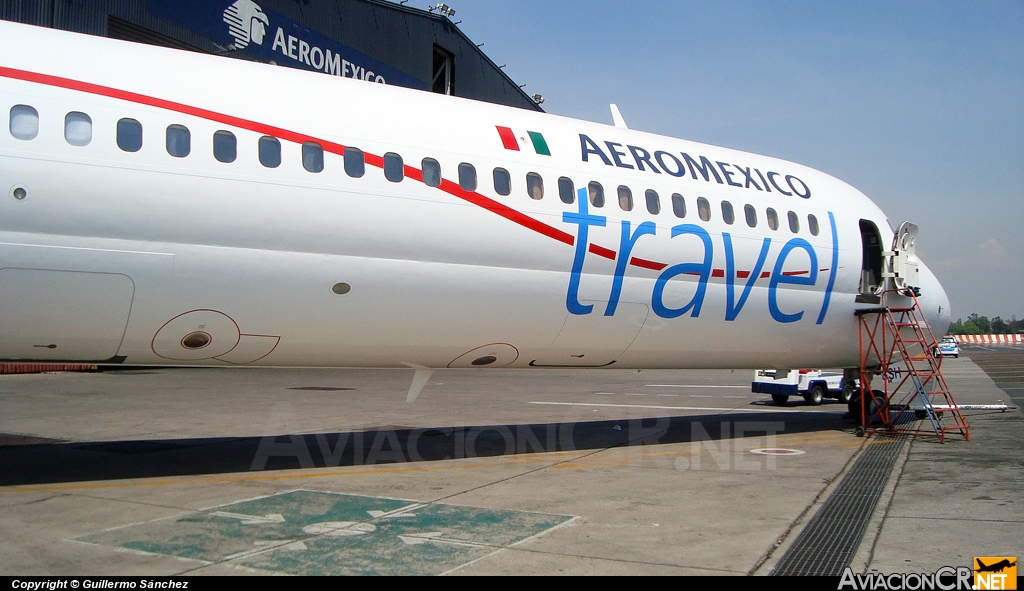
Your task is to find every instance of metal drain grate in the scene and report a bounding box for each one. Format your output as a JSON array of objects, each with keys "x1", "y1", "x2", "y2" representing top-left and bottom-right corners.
[{"x1": 770, "y1": 435, "x2": 906, "y2": 576}]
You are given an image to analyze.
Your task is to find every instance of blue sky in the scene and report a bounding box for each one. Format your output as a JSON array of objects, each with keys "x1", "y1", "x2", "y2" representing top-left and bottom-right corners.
[{"x1": 415, "y1": 0, "x2": 1023, "y2": 320}]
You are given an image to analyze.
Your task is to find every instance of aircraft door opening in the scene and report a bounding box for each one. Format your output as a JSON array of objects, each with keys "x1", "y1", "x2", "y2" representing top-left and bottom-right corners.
[{"x1": 858, "y1": 220, "x2": 884, "y2": 296}]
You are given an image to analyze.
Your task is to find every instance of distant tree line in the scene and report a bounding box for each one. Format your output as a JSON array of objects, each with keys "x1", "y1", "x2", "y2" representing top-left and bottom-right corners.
[{"x1": 947, "y1": 314, "x2": 1023, "y2": 334}]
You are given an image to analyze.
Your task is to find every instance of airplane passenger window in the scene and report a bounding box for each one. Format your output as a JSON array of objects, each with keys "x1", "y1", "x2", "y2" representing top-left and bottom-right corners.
[
  {"x1": 213, "y1": 131, "x2": 236, "y2": 163},
  {"x1": 344, "y1": 147, "x2": 364, "y2": 178},
  {"x1": 766, "y1": 208, "x2": 779, "y2": 231},
  {"x1": 459, "y1": 162, "x2": 477, "y2": 191},
  {"x1": 697, "y1": 197, "x2": 711, "y2": 222},
  {"x1": 302, "y1": 142, "x2": 324, "y2": 173},
  {"x1": 617, "y1": 186, "x2": 633, "y2": 211},
  {"x1": 808, "y1": 214, "x2": 820, "y2": 236},
  {"x1": 384, "y1": 152, "x2": 404, "y2": 182},
  {"x1": 721, "y1": 201, "x2": 735, "y2": 225},
  {"x1": 788, "y1": 210, "x2": 800, "y2": 233},
  {"x1": 526, "y1": 173, "x2": 543, "y2": 200},
  {"x1": 744, "y1": 204, "x2": 757, "y2": 228},
  {"x1": 671, "y1": 193, "x2": 686, "y2": 218},
  {"x1": 9, "y1": 105, "x2": 38, "y2": 140},
  {"x1": 258, "y1": 135, "x2": 281, "y2": 168},
  {"x1": 64, "y1": 112, "x2": 92, "y2": 147},
  {"x1": 166, "y1": 125, "x2": 191, "y2": 158},
  {"x1": 116, "y1": 118, "x2": 142, "y2": 152},
  {"x1": 492, "y1": 167, "x2": 511, "y2": 195},
  {"x1": 588, "y1": 181, "x2": 605, "y2": 208},
  {"x1": 645, "y1": 190, "x2": 660, "y2": 215},
  {"x1": 558, "y1": 177, "x2": 575, "y2": 204},
  {"x1": 423, "y1": 158, "x2": 442, "y2": 187}
]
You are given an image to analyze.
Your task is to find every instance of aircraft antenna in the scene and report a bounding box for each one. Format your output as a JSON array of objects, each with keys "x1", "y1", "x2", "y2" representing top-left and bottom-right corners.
[{"x1": 609, "y1": 104, "x2": 628, "y2": 129}]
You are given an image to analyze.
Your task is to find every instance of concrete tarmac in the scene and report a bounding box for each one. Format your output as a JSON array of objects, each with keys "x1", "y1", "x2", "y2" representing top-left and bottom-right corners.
[{"x1": 0, "y1": 350, "x2": 1020, "y2": 576}]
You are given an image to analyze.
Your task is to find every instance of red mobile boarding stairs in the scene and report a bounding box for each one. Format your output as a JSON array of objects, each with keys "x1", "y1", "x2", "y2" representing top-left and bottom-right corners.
[{"x1": 852, "y1": 222, "x2": 969, "y2": 442}]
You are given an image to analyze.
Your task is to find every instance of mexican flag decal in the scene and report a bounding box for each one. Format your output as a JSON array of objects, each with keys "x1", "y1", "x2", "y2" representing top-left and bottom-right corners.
[{"x1": 495, "y1": 126, "x2": 550, "y2": 156}]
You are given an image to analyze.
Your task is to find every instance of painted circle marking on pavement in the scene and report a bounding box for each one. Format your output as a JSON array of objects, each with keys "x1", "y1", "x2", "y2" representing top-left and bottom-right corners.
[{"x1": 749, "y1": 448, "x2": 805, "y2": 456}]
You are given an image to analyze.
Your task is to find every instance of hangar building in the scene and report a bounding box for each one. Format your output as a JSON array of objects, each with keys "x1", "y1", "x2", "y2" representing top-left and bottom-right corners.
[{"x1": 0, "y1": 0, "x2": 543, "y2": 111}]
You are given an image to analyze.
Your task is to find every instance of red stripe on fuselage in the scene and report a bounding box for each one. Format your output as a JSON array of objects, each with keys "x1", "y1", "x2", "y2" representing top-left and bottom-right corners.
[
  {"x1": 8, "y1": 67, "x2": 806, "y2": 277},
  {"x1": 589, "y1": 244, "x2": 616, "y2": 260},
  {"x1": 0, "y1": 66, "x2": 575, "y2": 246},
  {"x1": 630, "y1": 257, "x2": 667, "y2": 271}
]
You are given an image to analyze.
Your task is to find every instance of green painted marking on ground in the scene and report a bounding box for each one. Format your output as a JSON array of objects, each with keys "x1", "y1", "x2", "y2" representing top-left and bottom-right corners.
[{"x1": 78, "y1": 490, "x2": 573, "y2": 575}]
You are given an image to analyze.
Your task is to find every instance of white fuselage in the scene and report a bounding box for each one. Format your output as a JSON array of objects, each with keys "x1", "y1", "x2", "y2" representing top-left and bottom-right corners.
[{"x1": 0, "y1": 22, "x2": 951, "y2": 370}]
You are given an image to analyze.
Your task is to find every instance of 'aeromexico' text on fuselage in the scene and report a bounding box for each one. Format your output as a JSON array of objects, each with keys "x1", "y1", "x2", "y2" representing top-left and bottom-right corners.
[{"x1": 579, "y1": 134, "x2": 811, "y2": 198}]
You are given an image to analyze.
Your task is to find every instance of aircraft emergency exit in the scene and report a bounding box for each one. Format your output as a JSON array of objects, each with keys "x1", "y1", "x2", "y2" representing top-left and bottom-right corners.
[{"x1": 0, "y1": 20, "x2": 951, "y2": 373}]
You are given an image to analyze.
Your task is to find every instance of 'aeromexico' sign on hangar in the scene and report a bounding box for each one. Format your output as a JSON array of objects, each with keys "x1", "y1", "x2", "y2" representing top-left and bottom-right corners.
[{"x1": 148, "y1": 0, "x2": 426, "y2": 89}]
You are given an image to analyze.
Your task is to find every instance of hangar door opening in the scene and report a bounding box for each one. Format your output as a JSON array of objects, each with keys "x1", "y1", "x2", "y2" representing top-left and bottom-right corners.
[{"x1": 432, "y1": 45, "x2": 454, "y2": 95}]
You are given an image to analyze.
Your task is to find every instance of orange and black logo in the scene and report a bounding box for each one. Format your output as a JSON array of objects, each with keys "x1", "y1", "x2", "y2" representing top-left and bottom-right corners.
[{"x1": 974, "y1": 557, "x2": 1017, "y2": 590}]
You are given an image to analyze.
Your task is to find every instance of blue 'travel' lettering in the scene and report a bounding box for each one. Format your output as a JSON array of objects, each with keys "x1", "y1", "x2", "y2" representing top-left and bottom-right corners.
[
  {"x1": 724, "y1": 234, "x2": 771, "y2": 321},
  {"x1": 652, "y1": 224, "x2": 713, "y2": 319},
  {"x1": 605, "y1": 220, "x2": 657, "y2": 316},
  {"x1": 558, "y1": 194, "x2": 833, "y2": 325},
  {"x1": 816, "y1": 211, "x2": 839, "y2": 324},
  {"x1": 768, "y1": 238, "x2": 819, "y2": 323},
  {"x1": 563, "y1": 187, "x2": 606, "y2": 315}
]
